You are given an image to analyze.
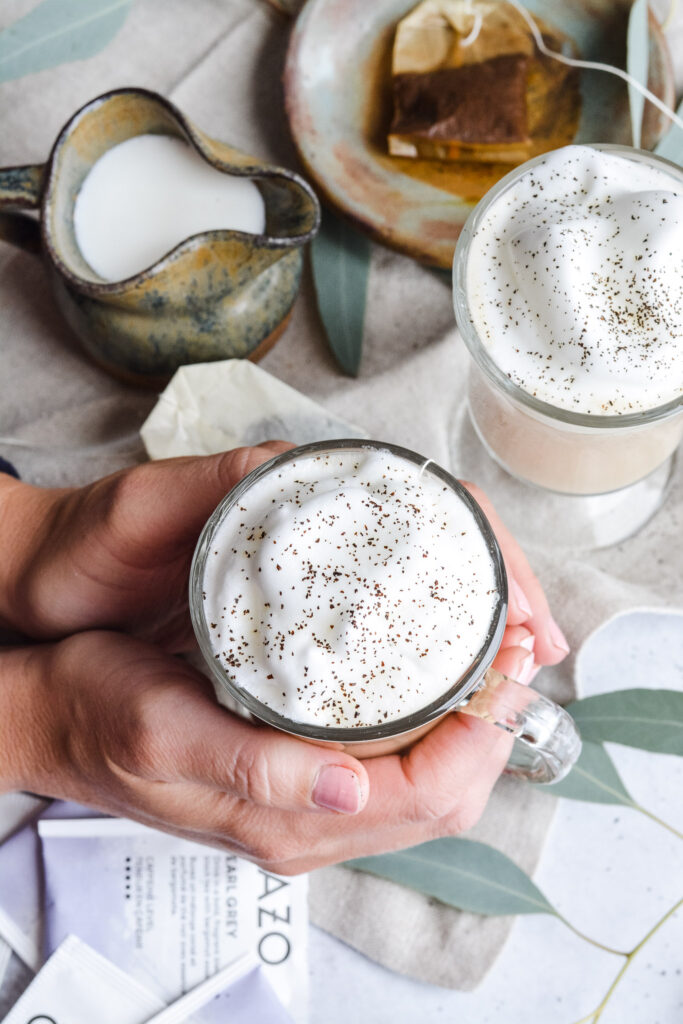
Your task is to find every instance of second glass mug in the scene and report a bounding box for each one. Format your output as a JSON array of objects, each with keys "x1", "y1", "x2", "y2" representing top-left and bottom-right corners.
[
  {"x1": 190, "y1": 440, "x2": 581, "y2": 784},
  {"x1": 452, "y1": 145, "x2": 683, "y2": 501}
]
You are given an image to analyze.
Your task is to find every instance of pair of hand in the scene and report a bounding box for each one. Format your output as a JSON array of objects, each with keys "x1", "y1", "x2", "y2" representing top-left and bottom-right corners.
[{"x1": 0, "y1": 443, "x2": 568, "y2": 873}]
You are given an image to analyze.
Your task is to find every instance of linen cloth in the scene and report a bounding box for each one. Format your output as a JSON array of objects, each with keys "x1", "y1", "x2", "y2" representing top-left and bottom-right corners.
[{"x1": 1, "y1": 0, "x2": 682, "y2": 994}]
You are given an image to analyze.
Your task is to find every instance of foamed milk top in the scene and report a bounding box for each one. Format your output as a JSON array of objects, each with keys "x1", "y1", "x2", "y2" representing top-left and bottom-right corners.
[
  {"x1": 466, "y1": 146, "x2": 683, "y2": 414},
  {"x1": 202, "y1": 449, "x2": 499, "y2": 728}
]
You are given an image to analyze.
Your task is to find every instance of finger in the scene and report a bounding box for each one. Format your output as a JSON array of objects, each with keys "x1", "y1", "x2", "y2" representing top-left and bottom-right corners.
[
  {"x1": 506, "y1": 575, "x2": 534, "y2": 626},
  {"x1": 491, "y1": 642, "x2": 536, "y2": 685},
  {"x1": 111, "y1": 705, "x2": 511, "y2": 872},
  {"x1": 179, "y1": 714, "x2": 371, "y2": 816},
  {"x1": 499, "y1": 623, "x2": 534, "y2": 654},
  {"x1": 137, "y1": 663, "x2": 370, "y2": 816},
  {"x1": 460, "y1": 482, "x2": 569, "y2": 664},
  {"x1": 117, "y1": 441, "x2": 295, "y2": 557},
  {"x1": 232, "y1": 700, "x2": 515, "y2": 858}
]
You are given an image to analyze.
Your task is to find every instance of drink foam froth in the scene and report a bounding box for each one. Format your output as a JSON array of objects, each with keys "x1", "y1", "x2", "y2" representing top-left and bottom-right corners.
[
  {"x1": 467, "y1": 146, "x2": 683, "y2": 415},
  {"x1": 201, "y1": 449, "x2": 499, "y2": 728}
]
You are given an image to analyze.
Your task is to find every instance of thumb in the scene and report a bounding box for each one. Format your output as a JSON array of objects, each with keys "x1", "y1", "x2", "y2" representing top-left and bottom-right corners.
[
  {"x1": 116, "y1": 441, "x2": 294, "y2": 554},
  {"x1": 161, "y1": 676, "x2": 370, "y2": 815}
]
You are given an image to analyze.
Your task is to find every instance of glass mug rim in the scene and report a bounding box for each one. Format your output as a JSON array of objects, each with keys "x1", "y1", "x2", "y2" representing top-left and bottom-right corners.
[
  {"x1": 189, "y1": 439, "x2": 508, "y2": 743},
  {"x1": 452, "y1": 143, "x2": 683, "y2": 432}
]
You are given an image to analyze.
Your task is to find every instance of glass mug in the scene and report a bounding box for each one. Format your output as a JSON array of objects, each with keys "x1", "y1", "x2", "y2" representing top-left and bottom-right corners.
[
  {"x1": 452, "y1": 145, "x2": 683, "y2": 548},
  {"x1": 190, "y1": 440, "x2": 581, "y2": 783}
]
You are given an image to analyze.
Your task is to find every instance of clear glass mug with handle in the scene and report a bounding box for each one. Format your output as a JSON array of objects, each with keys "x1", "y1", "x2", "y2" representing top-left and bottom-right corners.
[
  {"x1": 190, "y1": 440, "x2": 581, "y2": 783},
  {"x1": 452, "y1": 145, "x2": 683, "y2": 549}
]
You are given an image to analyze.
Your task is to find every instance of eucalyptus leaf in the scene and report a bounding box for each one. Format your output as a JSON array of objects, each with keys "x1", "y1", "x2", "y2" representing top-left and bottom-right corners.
[
  {"x1": 311, "y1": 207, "x2": 370, "y2": 377},
  {"x1": 654, "y1": 98, "x2": 683, "y2": 164},
  {"x1": 0, "y1": 0, "x2": 133, "y2": 84},
  {"x1": 430, "y1": 267, "x2": 452, "y2": 286},
  {"x1": 626, "y1": 0, "x2": 649, "y2": 149},
  {"x1": 546, "y1": 740, "x2": 636, "y2": 806},
  {"x1": 567, "y1": 689, "x2": 683, "y2": 755},
  {"x1": 347, "y1": 837, "x2": 555, "y2": 917}
]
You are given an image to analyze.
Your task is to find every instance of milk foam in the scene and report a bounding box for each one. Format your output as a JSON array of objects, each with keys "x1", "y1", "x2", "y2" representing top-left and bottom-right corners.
[
  {"x1": 74, "y1": 134, "x2": 266, "y2": 282},
  {"x1": 202, "y1": 449, "x2": 499, "y2": 728},
  {"x1": 467, "y1": 146, "x2": 683, "y2": 414}
]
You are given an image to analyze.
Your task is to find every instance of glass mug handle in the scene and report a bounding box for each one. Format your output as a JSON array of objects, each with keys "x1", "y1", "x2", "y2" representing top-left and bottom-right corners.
[{"x1": 457, "y1": 667, "x2": 581, "y2": 784}]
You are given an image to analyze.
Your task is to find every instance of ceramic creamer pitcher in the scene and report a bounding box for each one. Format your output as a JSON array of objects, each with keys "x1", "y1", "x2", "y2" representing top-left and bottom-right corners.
[{"x1": 0, "y1": 87, "x2": 320, "y2": 386}]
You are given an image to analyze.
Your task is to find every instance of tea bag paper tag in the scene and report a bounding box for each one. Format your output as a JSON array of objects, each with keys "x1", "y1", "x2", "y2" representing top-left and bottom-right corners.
[{"x1": 140, "y1": 359, "x2": 366, "y2": 460}]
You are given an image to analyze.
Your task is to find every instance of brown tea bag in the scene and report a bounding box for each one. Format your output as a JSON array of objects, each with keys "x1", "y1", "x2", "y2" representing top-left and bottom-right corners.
[{"x1": 388, "y1": 0, "x2": 578, "y2": 164}]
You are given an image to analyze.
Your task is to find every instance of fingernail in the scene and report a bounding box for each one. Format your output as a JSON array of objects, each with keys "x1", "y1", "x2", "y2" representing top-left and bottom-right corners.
[
  {"x1": 548, "y1": 618, "x2": 570, "y2": 655},
  {"x1": 519, "y1": 630, "x2": 535, "y2": 653},
  {"x1": 528, "y1": 664, "x2": 542, "y2": 683},
  {"x1": 313, "y1": 765, "x2": 362, "y2": 814},
  {"x1": 510, "y1": 579, "x2": 533, "y2": 618},
  {"x1": 516, "y1": 652, "x2": 535, "y2": 685}
]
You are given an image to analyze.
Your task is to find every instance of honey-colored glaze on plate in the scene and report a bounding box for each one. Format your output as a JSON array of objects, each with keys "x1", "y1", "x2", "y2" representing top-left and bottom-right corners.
[{"x1": 284, "y1": 0, "x2": 674, "y2": 268}]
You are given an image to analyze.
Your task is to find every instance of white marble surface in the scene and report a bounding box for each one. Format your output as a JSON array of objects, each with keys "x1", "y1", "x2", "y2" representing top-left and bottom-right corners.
[{"x1": 308, "y1": 611, "x2": 683, "y2": 1024}]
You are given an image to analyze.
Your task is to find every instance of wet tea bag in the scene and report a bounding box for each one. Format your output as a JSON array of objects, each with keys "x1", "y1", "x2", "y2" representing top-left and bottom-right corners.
[
  {"x1": 388, "y1": 0, "x2": 579, "y2": 163},
  {"x1": 140, "y1": 359, "x2": 365, "y2": 460}
]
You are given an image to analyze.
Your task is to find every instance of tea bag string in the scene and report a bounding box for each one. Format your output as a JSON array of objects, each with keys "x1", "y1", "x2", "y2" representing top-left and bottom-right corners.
[
  {"x1": 661, "y1": 0, "x2": 679, "y2": 33},
  {"x1": 461, "y1": 0, "x2": 483, "y2": 48},
  {"x1": 507, "y1": 0, "x2": 683, "y2": 141}
]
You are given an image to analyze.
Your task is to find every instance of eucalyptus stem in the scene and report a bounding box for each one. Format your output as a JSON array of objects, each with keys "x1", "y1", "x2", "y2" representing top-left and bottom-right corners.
[
  {"x1": 571, "y1": 897, "x2": 683, "y2": 1024},
  {"x1": 632, "y1": 803, "x2": 683, "y2": 841},
  {"x1": 555, "y1": 913, "x2": 627, "y2": 957}
]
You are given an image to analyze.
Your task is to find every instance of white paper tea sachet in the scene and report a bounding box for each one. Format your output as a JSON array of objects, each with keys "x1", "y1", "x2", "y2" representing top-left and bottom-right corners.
[
  {"x1": 0, "y1": 799, "x2": 109, "y2": 978},
  {"x1": 140, "y1": 358, "x2": 366, "y2": 460},
  {"x1": 39, "y1": 817, "x2": 308, "y2": 1024},
  {"x1": 0, "y1": 792, "x2": 47, "y2": 845},
  {"x1": 0, "y1": 937, "x2": 11, "y2": 991},
  {"x1": 3, "y1": 935, "x2": 164, "y2": 1024},
  {"x1": 140, "y1": 954, "x2": 294, "y2": 1024},
  {"x1": 3, "y1": 936, "x2": 291, "y2": 1024},
  {"x1": 0, "y1": 821, "x2": 42, "y2": 972}
]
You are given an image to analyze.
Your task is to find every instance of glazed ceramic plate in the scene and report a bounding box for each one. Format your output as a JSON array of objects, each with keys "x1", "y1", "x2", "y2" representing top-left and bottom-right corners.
[{"x1": 284, "y1": 0, "x2": 674, "y2": 267}]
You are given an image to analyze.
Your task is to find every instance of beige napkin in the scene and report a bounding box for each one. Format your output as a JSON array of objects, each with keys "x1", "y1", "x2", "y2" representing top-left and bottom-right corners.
[{"x1": 1, "y1": 0, "x2": 682, "y2": 994}]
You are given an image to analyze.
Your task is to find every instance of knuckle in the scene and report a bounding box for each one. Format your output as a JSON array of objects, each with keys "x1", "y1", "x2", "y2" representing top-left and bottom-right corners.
[
  {"x1": 413, "y1": 787, "x2": 458, "y2": 822},
  {"x1": 215, "y1": 448, "x2": 262, "y2": 492},
  {"x1": 104, "y1": 466, "x2": 148, "y2": 515},
  {"x1": 443, "y1": 798, "x2": 485, "y2": 836},
  {"x1": 115, "y1": 694, "x2": 169, "y2": 779},
  {"x1": 248, "y1": 835, "x2": 296, "y2": 867},
  {"x1": 401, "y1": 762, "x2": 456, "y2": 822},
  {"x1": 231, "y1": 741, "x2": 273, "y2": 804},
  {"x1": 118, "y1": 728, "x2": 159, "y2": 778}
]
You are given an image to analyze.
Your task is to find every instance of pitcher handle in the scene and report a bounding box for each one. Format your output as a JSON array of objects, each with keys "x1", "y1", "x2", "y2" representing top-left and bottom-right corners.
[
  {"x1": 457, "y1": 666, "x2": 581, "y2": 784},
  {"x1": 0, "y1": 163, "x2": 46, "y2": 254}
]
